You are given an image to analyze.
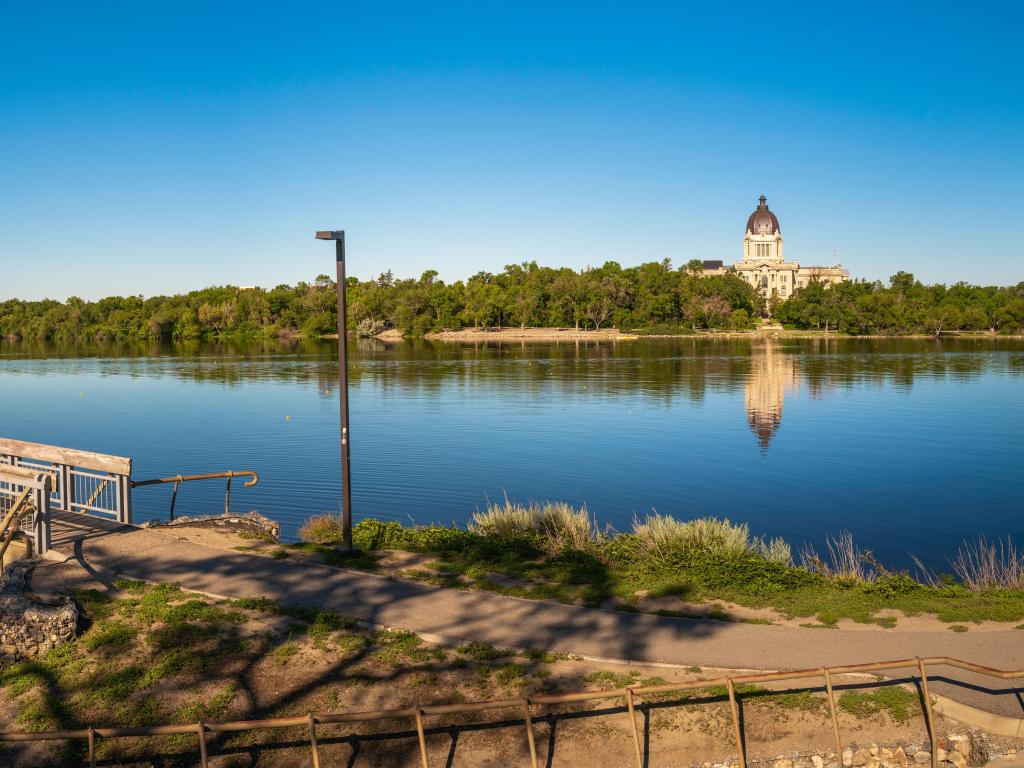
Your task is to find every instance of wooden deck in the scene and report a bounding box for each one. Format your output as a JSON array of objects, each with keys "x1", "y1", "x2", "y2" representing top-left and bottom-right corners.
[{"x1": 48, "y1": 510, "x2": 136, "y2": 555}]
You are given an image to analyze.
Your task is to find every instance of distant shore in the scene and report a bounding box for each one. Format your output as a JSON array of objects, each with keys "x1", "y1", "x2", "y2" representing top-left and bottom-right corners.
[{"x1": 366, "y1": 327, "x2": 1021, "y2": 343}]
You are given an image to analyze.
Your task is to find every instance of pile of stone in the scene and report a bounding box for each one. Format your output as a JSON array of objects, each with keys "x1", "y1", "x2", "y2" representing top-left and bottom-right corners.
[
  {"x1": 700, "y1": 731, "x2": 1017, "y2": 768},
  {"x1": 142, "y1": 510, "x2": 280, "y2": 540},
  {"x1": 0, "y1": 560, "x2": 77, "y2": 667}
]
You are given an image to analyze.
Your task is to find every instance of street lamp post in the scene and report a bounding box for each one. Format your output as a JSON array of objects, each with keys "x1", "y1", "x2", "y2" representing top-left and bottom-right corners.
[{"x1": 315, "y1": 229, "x2": 354, "y2": 551}]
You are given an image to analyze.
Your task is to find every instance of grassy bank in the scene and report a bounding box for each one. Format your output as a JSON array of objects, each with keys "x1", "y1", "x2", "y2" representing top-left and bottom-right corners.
[
  {"x1": 298, "y1": 505, "x2": 1024, "y2": 627},
  {"x1": 2, "y1": 576, "x2": 944, "y2": 767}
]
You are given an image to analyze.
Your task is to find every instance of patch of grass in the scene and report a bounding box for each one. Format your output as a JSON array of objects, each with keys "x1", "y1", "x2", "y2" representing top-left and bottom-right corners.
[
  {"x1": 270, "y1": 548, "x2": 289, "y2": 559},
  {"x1": 521, "y1": 648, "x2": 570, "y2": 663},
  {"x1": 273, "y1": 643, "x2": 299, "y2": 664},
  {"x1": 949, "y1": 624, "x2": 969, "y2": 632},
  {"x1": 0, "y1": 660, "x2": 48, "y2": 697},
  {"x1": 457, "y1": 641, "x2": 513, "y2": 660},
  {"x1": 113, "y1": 578, "x2": 150, "y2": 593},
  {"x1": 493, "y1": 664, "x2": 527, "y2": 688},
  {"x1": 372, "y1": 629, "x2": 434, "y2": 665},
  {"x1": 838, "y1": 686, "x2": 920, "y2": 723},
  {"x1": 16, "y1": 695, "x2": 62, "y2": 732},
  {"x1": 83, "y1": 620, "x2": 136, "y2": 652},
  {"x1": 761, "y1": 690, "x2": 823, "y2": 712},
  {"x1": 584, "y1": 670, "x2": 640, "y2": 689},
  {"x1": 173, "y1": 684, "x2": 237, "y2": 724},
  {"x1": 71, "y1": 588, "x2": 115, "y2": 620},
  {"x1": 335, "y1": 634, "x2": 369, "y2": 655}
]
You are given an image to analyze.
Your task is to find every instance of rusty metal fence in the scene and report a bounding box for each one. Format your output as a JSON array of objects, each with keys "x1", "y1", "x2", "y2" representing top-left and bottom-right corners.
[{"x1": 0, "y1": 655, "x2": 1020, "y2": 768}]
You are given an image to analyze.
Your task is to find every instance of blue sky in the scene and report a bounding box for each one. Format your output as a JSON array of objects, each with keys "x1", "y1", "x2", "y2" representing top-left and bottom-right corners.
[{"x1": 2, "y1": 2, "x2": 1021, "y2": 300}]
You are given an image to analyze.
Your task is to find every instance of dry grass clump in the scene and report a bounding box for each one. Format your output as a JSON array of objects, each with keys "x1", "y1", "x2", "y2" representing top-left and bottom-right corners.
[
  {"x1": 631, "y1": 514, "x2": 792, "y2": 564},
  {"x1": 470, "y1": 499, "x2": 603, "y2": 553},
  {"x1": 950, "y1": 536, "x2": 1024, "y2": 591},
  {"x1": 299, "y1": 514, "x2": 344, "y2": 544},
  {"x1": 798, "y1": 531, "x2": 878, "y2": 582}
]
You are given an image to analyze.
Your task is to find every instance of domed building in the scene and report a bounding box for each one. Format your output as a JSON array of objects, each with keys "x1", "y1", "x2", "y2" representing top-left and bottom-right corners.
[{"x1": 702, "y1": 196, "x2": 848, "y2": 303}]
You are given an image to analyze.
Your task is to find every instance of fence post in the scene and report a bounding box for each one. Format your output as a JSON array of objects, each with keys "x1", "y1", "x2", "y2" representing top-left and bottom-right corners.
[
  {"x1": 30, "y1": 476, "x2": 51, "y2": 555},
  {"x1": 308, "y1": 713, "x2": 321, "y2": 768},
  {"x1": 58, "y1": 464, "x2": 72, "y2": 513},
  {"x1": 413, "y1": 708, "x2": 430, "y2": 768},
  {"x1": 917, "y1": 658, "x2": 938, "y2": 768},
  {"x1": 197, "y1": 721, "x2": 208, "y2": 768},
  {"x1": 116, "y1": 474, "x2": 132, "y2": 524},
  {"x1": 727, "y1": 678, "x2": 746, "y2": 768},
  {"x1": 625, "y1": 688, "x2": 643, "y2": 768},
  {"x1": 521, "y1": 699, "x2": 539, "y2": 768},
  {"x1": 823, "y1": 668, "x2": 842, "y2": 759}
]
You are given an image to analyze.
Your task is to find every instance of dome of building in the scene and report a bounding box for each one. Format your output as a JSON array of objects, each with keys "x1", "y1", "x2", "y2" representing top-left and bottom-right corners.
[{"x1": 745, "y1": 195, "x2": 780, "y2": 235}]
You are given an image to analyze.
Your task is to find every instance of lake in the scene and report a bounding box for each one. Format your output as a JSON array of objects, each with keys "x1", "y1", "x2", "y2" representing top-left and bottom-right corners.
[{"x1": 1, "y1": 336, "x2": 1021, "y2": 571}]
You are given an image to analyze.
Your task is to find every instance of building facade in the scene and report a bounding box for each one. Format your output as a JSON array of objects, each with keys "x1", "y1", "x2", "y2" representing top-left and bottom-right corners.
[{"x1": 702, "y1": 196, "x2": 847, "y2": 302}]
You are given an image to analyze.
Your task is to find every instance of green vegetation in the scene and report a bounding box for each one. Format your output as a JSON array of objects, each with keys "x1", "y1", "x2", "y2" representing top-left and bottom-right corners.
[
  {"x1": 0, "y1": 578, "x2": 938, "y2": 765},
  {"x1": 0, "y1": 261, "x2": 760, "y2": 342},
  {"x1": 297, "y1": 508, "x2": 1024, "y2": 626},
  {"x1": 837, "y1": 686, "x2": 921, "y2": 723},
  {"x1": 774, "y1": 271, "x2": 1024, "y2": 335},
  {"x1": 4, "y1": 262, "x2": 1023, "y2": 342}
]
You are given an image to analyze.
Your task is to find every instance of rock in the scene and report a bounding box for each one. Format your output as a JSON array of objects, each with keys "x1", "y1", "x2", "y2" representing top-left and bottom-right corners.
[
  {"x1": 914, "y1": 753, "x2": 931, "y2": 765},
  {"x1": 893, "y1": 747, "x2": 909, "y2": 765},
  {"x1": 774, "y1": 760, "x2": 794, "y2": 768},
  {"x1": 947, "y1": 750, "x2": 965, "y2": 768},
  {"x1": 827, "y1": 763, "x2": 840, "y2": 768},
  {"x1": 936, "y1": 748, "x2": 947, "y2": 762},
  {"x1": 843, "y1": 749, "x2": 854, "y2": 767},
  {"x1": 852, "y1": 749, "x2": 873, "y2": 766},
  {"x1": 0, "y1": 560, "x2": 77, "y2": 669},
  {"x1": 812, "y1": 755, "x2": 825, "y2": 768}
]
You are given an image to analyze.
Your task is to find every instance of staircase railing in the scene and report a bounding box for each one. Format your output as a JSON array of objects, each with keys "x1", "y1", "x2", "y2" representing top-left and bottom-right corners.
[
  {"x1": 130, "y1": 470, "x2": 259, "y2": 520},
  {"x1": 0, "y1": 466, "x2": 53, "y2": 555}
]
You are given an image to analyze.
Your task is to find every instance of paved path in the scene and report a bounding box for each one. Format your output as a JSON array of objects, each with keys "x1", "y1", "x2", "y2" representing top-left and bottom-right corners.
[{"x1": 46, "y1": 513, "x2": 1024, "y2": 722}]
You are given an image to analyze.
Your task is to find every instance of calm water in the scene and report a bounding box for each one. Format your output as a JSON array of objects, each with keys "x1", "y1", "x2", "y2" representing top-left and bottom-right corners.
[{"x1": 1, "y1": 337, "x2": 1021, "y2": 570}]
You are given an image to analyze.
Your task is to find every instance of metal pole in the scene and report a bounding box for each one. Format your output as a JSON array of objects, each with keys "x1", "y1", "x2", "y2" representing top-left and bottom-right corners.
[{"x1": 334, "y1": 232, "x2": 354, "y2": 551}]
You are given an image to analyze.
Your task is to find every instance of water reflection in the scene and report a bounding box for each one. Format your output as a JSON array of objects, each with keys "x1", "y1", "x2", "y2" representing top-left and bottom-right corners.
[{"x1": 745, "y1": 341, "x2": 800, "y2": 450}]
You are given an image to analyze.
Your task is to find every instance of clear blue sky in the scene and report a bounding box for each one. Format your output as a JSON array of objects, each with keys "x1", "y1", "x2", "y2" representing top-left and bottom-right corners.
[{"x1": 2, "y1": 1, "x2": 1021, "y2": 301}]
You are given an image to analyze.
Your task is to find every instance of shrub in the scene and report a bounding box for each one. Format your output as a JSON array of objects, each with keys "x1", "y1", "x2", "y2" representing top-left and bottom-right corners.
[
  {"x1": 950, "y1": 536, "x2": 1024, "y2": 591},
  {"x1": 798, "y1": 531, "x2": 876, "y2": 582},
  {"x1": 470, "y1": 498, "x2": 602, "y2": 553},
  {"x1": 299, "y1": 515, "x2": 345, "y2": 544},
  {"x1": 631, "y1": 514, "x2": 753, "y2": 561}
]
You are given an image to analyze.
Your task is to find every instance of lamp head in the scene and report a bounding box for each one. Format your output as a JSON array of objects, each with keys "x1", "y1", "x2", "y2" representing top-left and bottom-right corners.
[{"x1": 315, "y1": 230, "x2": 345, "y2": 241}]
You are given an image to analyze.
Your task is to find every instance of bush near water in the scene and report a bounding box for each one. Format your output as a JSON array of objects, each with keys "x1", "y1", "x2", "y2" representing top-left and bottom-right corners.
[{"x1": 301, "y1": 503, "x2": 1024, "y2": 626}]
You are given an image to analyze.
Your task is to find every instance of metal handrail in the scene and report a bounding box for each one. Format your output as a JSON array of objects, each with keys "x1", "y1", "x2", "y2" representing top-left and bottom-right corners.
[
  {"x1": 130, "y1": 470, "x2": 259, "y2": 520},
  {"x1": 0, "y1": 655, "x2": 1019, "y2": 768}
]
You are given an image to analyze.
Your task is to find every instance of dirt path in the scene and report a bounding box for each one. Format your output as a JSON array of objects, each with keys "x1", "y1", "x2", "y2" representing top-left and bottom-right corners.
[{"x1": 47, "y1": 512, "x2": 1024, "y2": 722}]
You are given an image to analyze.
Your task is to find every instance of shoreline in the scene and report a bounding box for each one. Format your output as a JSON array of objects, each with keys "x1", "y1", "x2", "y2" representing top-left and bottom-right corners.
[{"x1": 367, "y1": 327, "x2": 1024, "y2": 343}]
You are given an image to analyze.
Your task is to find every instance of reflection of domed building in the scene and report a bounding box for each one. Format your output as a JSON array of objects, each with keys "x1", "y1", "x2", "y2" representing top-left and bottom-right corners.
[
  {"x1": 702, "y1": 196, "x2": 848, "y2": 301},
  {"x1": 745, "y1": 340, "x2": 799, "y2": 450}
]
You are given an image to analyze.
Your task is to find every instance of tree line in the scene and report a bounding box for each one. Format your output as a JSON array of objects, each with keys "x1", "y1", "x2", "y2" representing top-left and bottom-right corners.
[
  {"x1": 1, "y1": 261, "x2": 1021, "y2": 342},
  {"x1": 772, "y1": 271, "x2": 1024, "y2": 335}
]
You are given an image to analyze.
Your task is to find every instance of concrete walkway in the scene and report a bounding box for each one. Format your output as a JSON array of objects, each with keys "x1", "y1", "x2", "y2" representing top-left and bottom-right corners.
[{"x1": 45, "y1": 513, "x2": 1024, "y2": 723}]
